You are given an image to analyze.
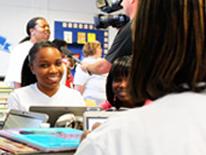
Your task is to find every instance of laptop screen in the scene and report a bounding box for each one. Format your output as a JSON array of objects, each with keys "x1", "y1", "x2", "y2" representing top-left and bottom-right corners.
[
  {"x1": 3, "y1": 110, "x2": 49, "y2": 129},
  {"x1": 83, "y1": 111, "x2": 123, "y2": 130},
  {"x1": 85, "y1": 116, "x2": 108, "y2": 131}
]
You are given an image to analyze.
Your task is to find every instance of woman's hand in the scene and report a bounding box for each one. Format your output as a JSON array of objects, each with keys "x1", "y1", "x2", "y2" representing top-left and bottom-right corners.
[{"x1": 80, "y1": 122, "x2": 101, "y2": 142}]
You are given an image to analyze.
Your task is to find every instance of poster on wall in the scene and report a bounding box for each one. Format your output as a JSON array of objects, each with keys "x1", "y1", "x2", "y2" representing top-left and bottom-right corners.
[
  {"x1": 77, "y1": 32, "x2": 86, "y2": 44},
  {"x1": 54, "y1": 21, "x2": 109, "y2": 59},
  {"x1": 63, "y1": 31, "x2": 73, "y2": 44},
  {"x1": 87, "y1": 33, "x2": 96, "y2": 42}
]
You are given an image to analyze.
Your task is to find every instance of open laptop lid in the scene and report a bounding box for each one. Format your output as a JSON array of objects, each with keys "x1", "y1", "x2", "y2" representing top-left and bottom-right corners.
[
  {"x1": 2, "y1": 109, "x2": 49, "y2": 129},
  {"x1": 83, "y1": 110, "x2": 126, "y2": 131},
  {"x1": 29, "y1": 106, "x2": 90, "y2": 127}
]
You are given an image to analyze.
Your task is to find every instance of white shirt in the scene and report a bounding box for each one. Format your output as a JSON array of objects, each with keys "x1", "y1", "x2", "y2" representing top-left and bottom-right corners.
[
  {"x1": 4, "y1": 41, "x2": 33, "y2": 86},
  {"x1": 8, "y1": 83, "x2": 85, "y2": 111},
  {"x1": 75, "y1": 92, "x2": 206, "y2": 155},
  {"x1": 73, "y1": 57, "x2": 107, "y2": 105}
]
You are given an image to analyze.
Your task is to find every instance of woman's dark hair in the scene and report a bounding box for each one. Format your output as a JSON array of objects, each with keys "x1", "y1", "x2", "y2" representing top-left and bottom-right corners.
[
  {"x1": 129, "y1": 0, "x2": 206, "y2": 106},
  {"x1": 21, "y1": 41, "x2": 58, "y2": 87},
  {"x1": 19, "y1": 17, "x2": 45, "y2": 43},
  {"x1": 52, "y1": 39, "x2": 67, "y2": 52},
  {"x1": 106, "y1": 56, "x2": 131, "y2": 109}
]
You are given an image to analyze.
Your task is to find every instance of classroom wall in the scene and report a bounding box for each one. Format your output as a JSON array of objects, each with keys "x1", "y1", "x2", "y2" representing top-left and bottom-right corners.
[{"x1": 0, "y1": 0, "x2": 118, "y2": 77}]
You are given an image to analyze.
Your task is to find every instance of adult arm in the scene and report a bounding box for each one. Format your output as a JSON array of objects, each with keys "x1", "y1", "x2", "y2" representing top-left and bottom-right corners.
[
  {"x1": 80, "y1": 23, "x2": 131, "y2": 75},
  {"x1": 81, "y1": 58, "x2": 112, "y2": 75}
]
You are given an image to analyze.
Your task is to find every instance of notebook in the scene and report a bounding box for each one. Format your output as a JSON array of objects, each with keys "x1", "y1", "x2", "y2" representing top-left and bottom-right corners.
[
  {"x1": 2, "y1": 110, "x2": 49, "y2": 129},
  {"x1": 29, "y1": 106, "x2": 88, "y2": 127},
  {"x1": 0, "y1": 128, "x2": 82, "y2": 152}
]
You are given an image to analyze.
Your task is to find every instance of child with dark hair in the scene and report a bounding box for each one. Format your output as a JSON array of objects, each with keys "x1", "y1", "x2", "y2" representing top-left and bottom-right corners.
[
  {"x1": 52, "y1": 39, "x2": 75, "y2": 88},
  {"x1": 52, "y1": 39, "x2": 67, "y2": 50},
  {"x1": 100, "y1": 55, "x2": 151, "y2": 110},
  {"x1": 100, "y1": 56, "x2": 134, "y2": 110},
  {"x1": 8, "y1": 41, "x2": 85, "y2": 111}
]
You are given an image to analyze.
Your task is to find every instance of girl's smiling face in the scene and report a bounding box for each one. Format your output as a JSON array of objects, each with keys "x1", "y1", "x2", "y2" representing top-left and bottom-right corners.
[
  {"x1": 30, "y1": 47, "x2": 63, "y2": 93},
  {"x1": 112, "y1": 77, "x2": 134, "y2": 108}
]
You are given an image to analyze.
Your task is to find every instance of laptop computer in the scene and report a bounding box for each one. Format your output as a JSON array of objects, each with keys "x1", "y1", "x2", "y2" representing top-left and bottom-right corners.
[
  {"x1": 29, "y1": 106, "x2": 89, "y2": 127},
  {"x1": 2, "y1": 109, "x2": 49, "y2": 129},
  {"x1": 83, "y1": 111, "x2": 122, "y2": 131}
]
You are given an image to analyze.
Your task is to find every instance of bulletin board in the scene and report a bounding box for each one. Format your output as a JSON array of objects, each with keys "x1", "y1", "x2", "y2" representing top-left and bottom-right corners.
[{"x1": 54, "y1": 21, "x2": 109, "y2": 60}]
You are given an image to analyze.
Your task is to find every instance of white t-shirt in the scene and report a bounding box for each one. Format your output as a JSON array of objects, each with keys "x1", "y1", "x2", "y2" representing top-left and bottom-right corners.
[
  {"x1": 8, "y1": 83, "x2": 85, "y2": 111},
  {"x1": 75, "y1": 92, "x2": 206, "y2": 155},
  {"x1": 4, "y1": 41, "x2": 33, "y2": 86},
  {"x1": 73, "y1": 57, "x2": 107, "y2": 105}
]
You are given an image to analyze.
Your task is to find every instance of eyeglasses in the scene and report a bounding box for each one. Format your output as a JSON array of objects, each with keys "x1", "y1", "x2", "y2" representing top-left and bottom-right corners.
[{"x1": 36, "y1": 24, "x2": 50, "y2": 30}]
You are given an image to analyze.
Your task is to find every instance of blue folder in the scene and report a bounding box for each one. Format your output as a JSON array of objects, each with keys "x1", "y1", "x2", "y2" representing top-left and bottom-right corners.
[{"x1": 0, "y1": 127, "x2": 83, "y2": 152}]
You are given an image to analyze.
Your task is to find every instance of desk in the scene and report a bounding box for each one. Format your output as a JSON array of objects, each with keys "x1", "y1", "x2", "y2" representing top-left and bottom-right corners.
[
  {"x1": 0, "y1": 148, "x2": 76, "y2": 155},
  {"x1": 24, "y1": 151, "x2": 75, "y2": 155}
]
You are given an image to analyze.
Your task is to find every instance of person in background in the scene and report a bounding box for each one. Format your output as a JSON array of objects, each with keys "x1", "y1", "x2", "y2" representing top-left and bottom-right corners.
[
  {"x1": 52, "y1": 39, "x2": 75, "y2": 88},
  {"x1": 64, "y1": 56, "x2": 75, "y2": 88},
  {"x1": 82, "y1": 56, "x2": 146, "y2": 140},
  {"x1": 100, "y1": 56, "x2": 134, "y2": 110},
  {"x1": 8, "y1": 41, "x2": 85, "y2": 111},
  {"x1": 80, "y1": 0, "x2": 138, "y2": 75},
  {"x1": 4, "y1": 17, "x2": 50, "y2": 88},
  {"x1": 75, "y1": 0, "x2": 206, "y2": 154},
  {"x1": 74, "y1": 41, "x2": 107, "y2": 106}
]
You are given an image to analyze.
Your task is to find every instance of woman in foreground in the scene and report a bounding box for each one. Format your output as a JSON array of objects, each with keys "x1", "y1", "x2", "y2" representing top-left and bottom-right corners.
[{"x1": 75, "y1": 0, "x2": 206, "y2": 154}]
